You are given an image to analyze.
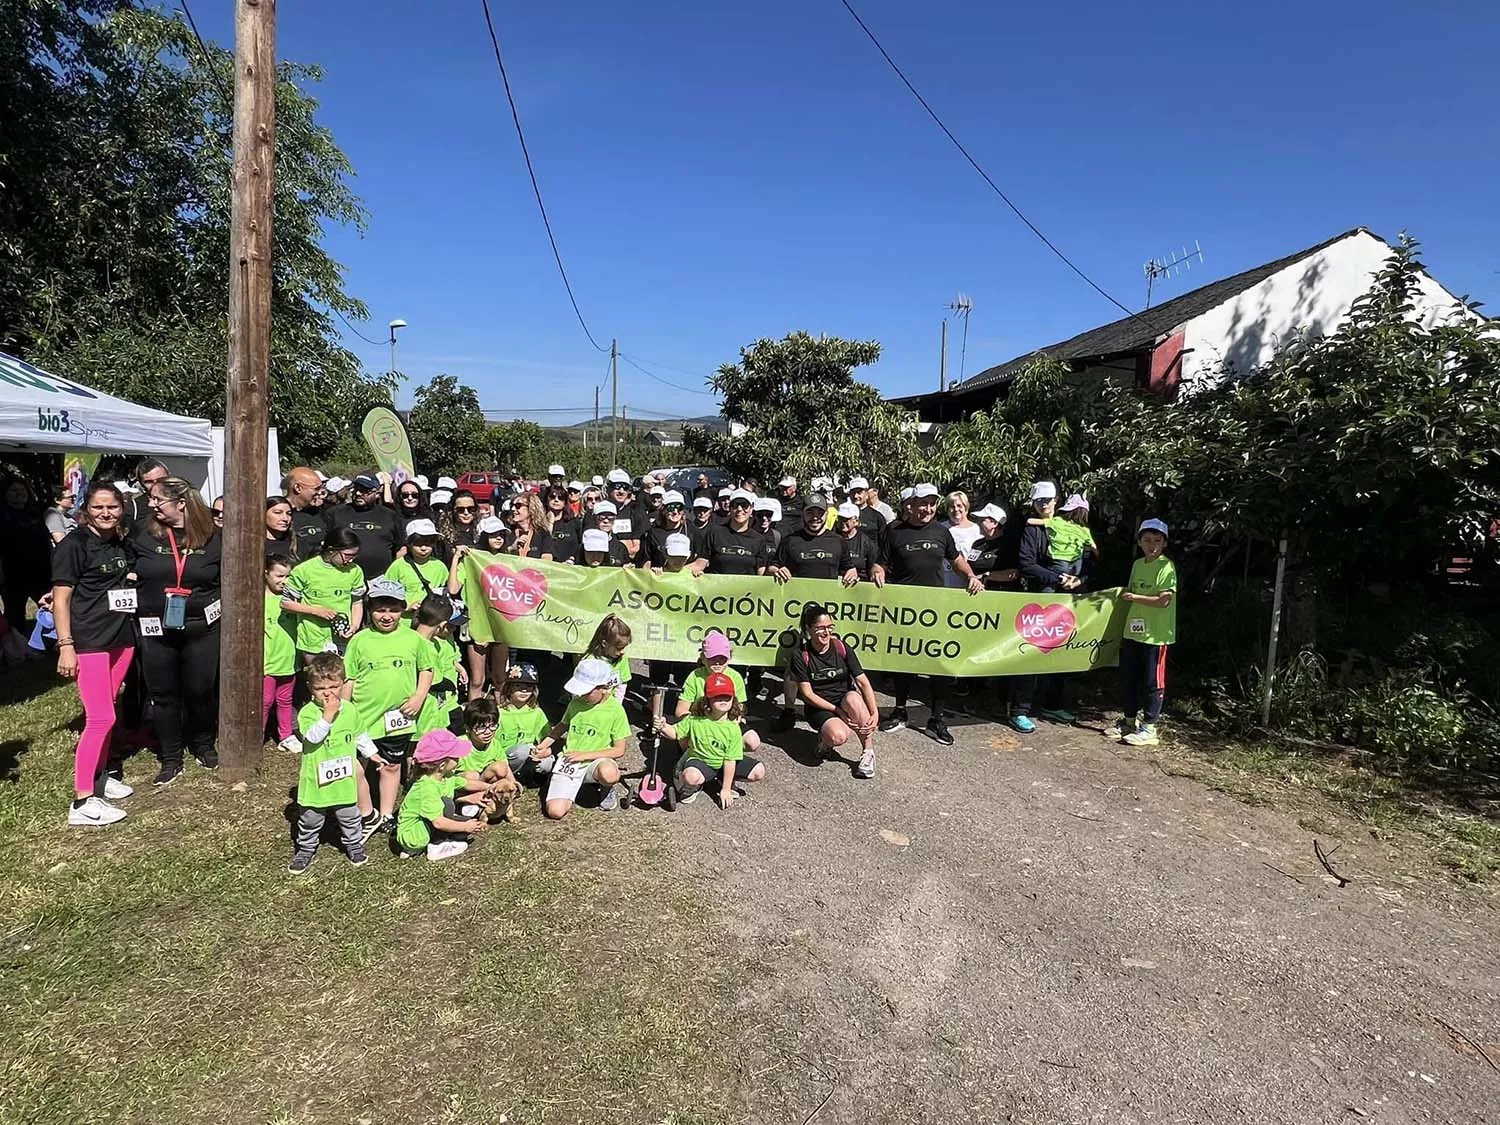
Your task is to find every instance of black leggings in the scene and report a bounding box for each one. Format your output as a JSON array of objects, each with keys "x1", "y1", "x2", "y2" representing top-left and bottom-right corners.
[
  {"x1": 1012, "y1": 672, "x2": 1067, "y2": 716},
  {"x1": 138, "y1": 621, "x2": 220, "y2": 765},
  {"x1": 892, "y1": 673, "x2": 949, "y2": 720}
]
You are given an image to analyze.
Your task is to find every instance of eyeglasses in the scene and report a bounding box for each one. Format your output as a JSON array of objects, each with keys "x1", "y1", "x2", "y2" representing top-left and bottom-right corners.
[
  {"x1": 664, "y1": 503, "x2": 685, "y2": 512},
  {"x1": 730, "y1": 500, "x2": 752, "y2": 510},
  {"x1": 811, "y1": 624, "x2": 835, "y2": 633},
  {"x1": 470, "y1": 721, "x2": 498, "y2": 733},
  {"x1": 596, "y1": 514, "x2": 616, "y2": 522},
  {"x1": 454, "y1": 504, "x2": 476, "y2": 513}
]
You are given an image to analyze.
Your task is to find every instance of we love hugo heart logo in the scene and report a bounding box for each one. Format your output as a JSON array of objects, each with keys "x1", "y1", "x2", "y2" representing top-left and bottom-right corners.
[
  {"x1": 1016, "y1": 602, "x2": 1076, "y2": 653},
  {"x1": 482, "y1": 563, "x2": 548, "y2": 621}
]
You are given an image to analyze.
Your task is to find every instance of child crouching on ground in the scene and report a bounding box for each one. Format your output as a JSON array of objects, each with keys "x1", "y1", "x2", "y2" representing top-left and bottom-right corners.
[
  {"x1": 452, "y1": 696, "x2": 522, "y2": 822},
  {"x1": 395, "y1": 730, "x2": 492, "y2": 861},
  {"x1": 1118, "y1": 518, "x2": 1176, "y2": 747},
  {"x1": 532, "y1": 657, "x2": 629, "y2": 820},
  {"x1": 676, "y1": 630, "x2": 761, "y2": 757},
  {"x1": 288, "y1": 652, "x2": 377, "y2": 875},
  {"x1": 653, "y1": 671, "x2": 766, "y2": 808}
]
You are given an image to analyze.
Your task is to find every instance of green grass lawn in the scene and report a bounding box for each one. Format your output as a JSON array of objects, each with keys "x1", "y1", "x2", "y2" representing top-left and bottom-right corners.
[{"x1": 0, "y1": 662, "x2": 730, "y2": 1125}]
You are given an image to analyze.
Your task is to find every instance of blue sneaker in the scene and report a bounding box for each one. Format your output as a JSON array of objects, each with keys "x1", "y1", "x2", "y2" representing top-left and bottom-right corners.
[{"x1": 1009, "y1": 714, "x2": 1037, "y2": 734}]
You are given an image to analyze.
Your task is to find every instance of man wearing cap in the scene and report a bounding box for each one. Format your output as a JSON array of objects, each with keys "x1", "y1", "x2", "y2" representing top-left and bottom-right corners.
[
  {"x1": 845, "y1": 476, "x2": 887, "y2": 537},
  {"x1": 872, "y1": 482, "x2": 984, "y2": 746},
  {"x1": 281, "y1": 466, "x2": 332, "y2": 558},
  {"x1": 1009, "y1": 481, "x2": 1081, "y2": 733},
  {"x1": 327, "y1": 473, "x2": 401, "y2": 580},
  {"x1": 777, "y1": 475, "x2": 803, "y2": 517},
  {"x1": 547, "y1": 464, "x2": 567, "y2": 489},
  {"x1": 712, "y1": 486, "x2": 733, "y2": 525},
  {"x1": 692, "y1": 489, "x2": 771, "y2": 577},
  {"x1": 603, "y1": 470, "x2": 646, "y2": 556},
  {"x1": 639, "y1": 491, "x2": 701, "y2": 570}
]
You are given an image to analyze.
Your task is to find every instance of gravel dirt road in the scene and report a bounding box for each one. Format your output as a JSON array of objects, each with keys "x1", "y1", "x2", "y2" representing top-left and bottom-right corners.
[{"x1": 653, "y1": 700, "x2": 1500, "y2": 1125}]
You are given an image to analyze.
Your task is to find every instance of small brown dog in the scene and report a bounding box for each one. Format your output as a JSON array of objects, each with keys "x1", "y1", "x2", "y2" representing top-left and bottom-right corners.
[{"x1": 479, "y1": 775, "x2": 522, "y2": 823}]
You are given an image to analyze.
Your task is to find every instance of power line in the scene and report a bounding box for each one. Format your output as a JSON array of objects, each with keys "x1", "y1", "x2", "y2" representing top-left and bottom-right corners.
[
  {"x1": 479, "y1": 0, "x2": 608, "y2": 353},
  {"x1": 332, "y1": 309, "x2": 388, "y2": 348},
  {"x1": 177, "y1": 1, "x2": 232, "y2": 110},
  {"x1": 836, "y1": 0, "x2": 1152, "y2": 329},
  {"x1": 619, "y1": 353, "x2": 717, "y2": 397}
]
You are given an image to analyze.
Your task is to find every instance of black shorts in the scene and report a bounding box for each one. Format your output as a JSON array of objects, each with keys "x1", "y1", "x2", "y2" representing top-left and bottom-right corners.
[
  {"x1": 678, "y1": 756, "x2": 759, "y2": 786},
  {"x1": 803, "y1": 691, "x2": 854, "y2": 731},
  {"x1": 372, "y1": 735, "x2": 413, "y2": 764}
]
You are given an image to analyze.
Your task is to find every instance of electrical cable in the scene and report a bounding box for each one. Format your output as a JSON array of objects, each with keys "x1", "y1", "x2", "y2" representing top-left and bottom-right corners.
[
  {"x1": 177, "y1": 1, "x2": 232, "y2": 109},
  {"x1": 333, "y1": 309, "x2": 388, "y2": 348},
  {"x1": 836, "y1": 0, "x2": 1154, "y2": 329},
  {"x1": 619, "y1": 354, "x2": 717, "y2": 396},
  {"x1": 479, "y1": 0, "x2": 608, "y2": 353}
]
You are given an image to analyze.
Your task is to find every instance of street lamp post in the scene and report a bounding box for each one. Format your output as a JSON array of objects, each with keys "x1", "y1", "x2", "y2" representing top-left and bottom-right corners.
[{"x1": 388, "y1": 318, "x2": 407, "y2": 377}]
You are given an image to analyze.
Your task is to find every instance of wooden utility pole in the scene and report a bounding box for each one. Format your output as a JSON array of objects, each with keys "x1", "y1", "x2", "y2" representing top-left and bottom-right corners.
[
  {"x1": 609, "y1": 338, "x2": 619, "y2": 468},
  {"x1": 219, "y1": 0, "x2": 277, "y2": 783},
  {"x1": 939, "y1": 318, "x2": 948, "y2": 392}
]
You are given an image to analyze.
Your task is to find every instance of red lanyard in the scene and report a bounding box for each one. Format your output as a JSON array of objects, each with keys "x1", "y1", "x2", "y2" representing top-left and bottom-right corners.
[{"x1": 166, "y1": 528, "x2": 189, "y2": 590}]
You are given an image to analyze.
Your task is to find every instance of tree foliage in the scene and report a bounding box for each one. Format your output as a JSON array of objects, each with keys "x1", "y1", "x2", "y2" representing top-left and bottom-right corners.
[
  {"x1": 405, "y1": 375, "x2": 490, "y2": 477},
  {"x1": 684, "y1": 332, "x2": 923, "y2": 486},
  {"x1": 0, "y1": 0, "x2": 390, "y2": 464}
]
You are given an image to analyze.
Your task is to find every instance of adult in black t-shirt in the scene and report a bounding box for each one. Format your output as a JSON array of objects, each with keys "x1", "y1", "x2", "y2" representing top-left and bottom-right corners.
[
  {"x1": 638, "y1": 491, "x2": 700, "y2": 569},
  {"x1": 282, "y1": 466, "x2": 331, "y2": 558},
  {"x1": 967, "y1": 504, "x2": 1019, "y2": 588},
  {"x1": 833, "y1": 503, "x2": 878, "y2": 582},
  {"x1": 844, "y1": 476, "x2": 887, "y2": 538},
  {"x1": 505, "y1": 493, "x2": 553, "y2": 560},
  {"x1": 873, "y1": 485, "x2": 984, "y2": 746},
  {"x1": 128, "y1": 477, "x2": 223, "y2": 784},
  {"x1": 541, "y1": 486, "x2": 581, "y2": 562},
  {"x1": 771, "y1": 497, "x2": 850, "y2": 583},
  {"x1": 51, "y1": 483, "x2": 138, "y2": 817},
  {"x1": 691, "y1": 493, "x2": 771, "y2": 576},
  {"x1": 787, "y1": 602, "x2": 881, "y2": 778},
  {"x1": 326, "y1": 474, "x2": 399, "y2": 580}
]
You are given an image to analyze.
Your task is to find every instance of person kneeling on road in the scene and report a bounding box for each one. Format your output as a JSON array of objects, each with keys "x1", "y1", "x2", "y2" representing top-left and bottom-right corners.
[
  {"x1": 653, "y1": 672, "x2": 766, "y2": 808},
  {"x1": 787, "y1": 602, "x2": 880, "y2": 779},
  {"x1": 531, "y1": 657, "x2": 629, "y2": 819}
]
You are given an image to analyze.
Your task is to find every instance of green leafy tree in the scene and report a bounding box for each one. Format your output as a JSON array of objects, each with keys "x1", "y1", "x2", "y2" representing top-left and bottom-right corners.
[
  {"x1": 1, "y1": 1, "x2": 390, "y2": 464},
  {"x1": 684, "y1": 332, "x2": 922, "y2": 486},
  {"x1": 406, "y1": 375, "x2": 490, "y2": 477}
]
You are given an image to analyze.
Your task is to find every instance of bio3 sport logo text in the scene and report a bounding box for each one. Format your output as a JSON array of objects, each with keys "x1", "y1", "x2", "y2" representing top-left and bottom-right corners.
[{"x1": 37, "y1": 407, "x2": 77, "y2": 433}]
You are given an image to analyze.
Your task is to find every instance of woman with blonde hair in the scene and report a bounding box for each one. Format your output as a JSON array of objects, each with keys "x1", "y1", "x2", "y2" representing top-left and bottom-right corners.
[
  {"x1": 128, "y1": 475, "x2": 223, "y2": 785},
  {"x1": 505, "y1": 492, "x2": 553, "y2": 560}
]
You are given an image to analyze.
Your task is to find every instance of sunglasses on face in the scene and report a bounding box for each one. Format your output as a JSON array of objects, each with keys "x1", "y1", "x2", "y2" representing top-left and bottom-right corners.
[
  {"x1": 730, "y1": 500, "x2": 752, "y2": 510},
  {"x1": 454, "y1": 504, "x2": 476, "y2": 513},
  {"x1": 596, "y1": 514, "x2": 616, "y2": 522},
  {"x1": 212, "y1": 510, "x2": 224, "y2": 520},
  {"x1": 664, "y1": 503, "x2": 685, "y2": 513}
]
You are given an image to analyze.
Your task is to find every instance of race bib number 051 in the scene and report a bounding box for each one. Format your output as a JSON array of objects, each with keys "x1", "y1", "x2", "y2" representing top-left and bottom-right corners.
[{"x1": 317, "y1": 755, "x2": 355, "y2": 786}]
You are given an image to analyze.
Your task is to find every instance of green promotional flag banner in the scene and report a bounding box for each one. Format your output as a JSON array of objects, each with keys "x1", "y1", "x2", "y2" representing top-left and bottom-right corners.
[
  {"x1": 359, "y1": 406, "x2": 416, "y2": 485},
  {"x1": 460, "y1": 553, "x2": 1126, "y2": 677}
]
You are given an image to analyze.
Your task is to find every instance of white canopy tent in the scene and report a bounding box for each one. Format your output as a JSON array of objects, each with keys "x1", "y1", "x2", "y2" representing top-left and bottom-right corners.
[{"x1": 0, "y1": 351, "x2": 214, "y2": 460}]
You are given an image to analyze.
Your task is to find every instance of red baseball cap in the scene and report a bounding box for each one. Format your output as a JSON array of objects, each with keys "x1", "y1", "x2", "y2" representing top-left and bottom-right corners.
[{"x1": 704, "y1": 672, "x2": 736, "y2": 700}]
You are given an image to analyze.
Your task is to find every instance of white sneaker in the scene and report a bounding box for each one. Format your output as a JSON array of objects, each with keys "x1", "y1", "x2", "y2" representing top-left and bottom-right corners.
[
  {"x1": 103, "y1": 776, "x2": 134, "y2": 800},
  {"x1": 854, "y1": 748, "x2": 877, "y2": 780},
  {"x1": 68, "y1": 796, "x2": 127, "y2": 827},
  {"x1": 277, "y1": 735, "x2": 303, "y2": 754},
  {"x1": 427, "y1": 840, "x2": 469, "y2": 862}
]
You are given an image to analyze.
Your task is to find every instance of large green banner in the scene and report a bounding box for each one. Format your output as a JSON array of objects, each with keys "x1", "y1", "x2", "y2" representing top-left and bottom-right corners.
[{"x1": 460, "y1": 553, "x2": 1126, "y2": 677}]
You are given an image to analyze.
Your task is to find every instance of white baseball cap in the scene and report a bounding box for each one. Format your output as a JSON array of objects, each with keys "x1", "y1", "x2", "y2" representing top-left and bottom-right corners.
[
  {"x1": 325, "y1": 476, "x2": 346, "y2": 492},
  {"x1": 974, "y1": 503, "x2": 1007, "y2": 523},
  {"x1": 436, "y1": 476, "x2": 458, "y2": 490},
  {"x1": 366, "y1": 577, "x2": 406, "y2": 603},
  {"x1": 717, "y1": 487, "x2": 732, "y2": 498},
  {"x1": 1138, "y1": 518, "x2": 1169, "y2": 538},
  {"x1": 729, "y1": 489, "x2": 755, "y2": 504},
  {"x1": 649, "y1": 485, "x2": 665, "y2": 497},
  {"x1": 665, "y1": 532, "x2": 693, "y2": 557},
  {"x1": 567, "y1": 480, "x2": 585, "y2": 493},
  {"x1": 591, "y1": 475, "x2": 604, "y2": 487},
  {"x1": 315, "y1": 470, "x2": 328, "y2": 482},
  {"x1": 548, "y1": 464, "x2": 565, "y2": 477},
  {"x1": 898, "y1": 486, "x2": 915, "y2": 503},
  {"x1": 415, "y1": 475, "x2": 430, "y2": 489},
  {"x1": 593, "y1": 500, "x2": 618, "y2": 516},
  {"x1": 1060, "y1": 493, "x2": 1089, "y2": 513},
  {"x1": 478, "y1": 515, "x2": 506, "y2": 535},
  {"x1": 429, "y1": 489, "x2": 452, "y2": 505},
  {"x1": 835, "y1": 502, "x2": 860, "y2": 519},
  {"x1": 564, "y1": 657, "x2": 618, "y2": 696},
  {"x1": 753, "y1": 498, "x2": 776, "y2": 514},
  {"x1": 404, "y1": 519, "x2": 438, "y2": 539},
  {"x1": 911, "y1": 483, "x2": 939, "y2": 499},
  {"x1": 606, "y1": 469, "x2": 631, "y2": 485},
  {"x1": 582, "y1": 529, "x2": 611, "y2": 552},
  {"x1": 846, "y1": 476, "x2": 870, "y2": 491},
  {"x1": 778, "y1": 476, "x2": 796, "y2": 488},
  {"x1": 662, "y1": 490, "x2": 686, "y2": 506},
  {"x1": 1030, "y1": 480, "x2": 1058, "y2": 502},
  {"x1": 693, "y1": 496, "x2": 712, "y2": 509}
]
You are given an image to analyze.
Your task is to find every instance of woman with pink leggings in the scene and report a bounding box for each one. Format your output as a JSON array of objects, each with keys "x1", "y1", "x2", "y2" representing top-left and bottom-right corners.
[{"x1": 51, "y1": 483, "x2": 139, "y2": 827}]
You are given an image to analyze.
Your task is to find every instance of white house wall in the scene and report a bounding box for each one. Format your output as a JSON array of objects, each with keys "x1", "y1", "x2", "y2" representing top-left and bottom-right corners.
[{"x1": 1178, "y1": 230, "x2": 1471, "y2": 390}]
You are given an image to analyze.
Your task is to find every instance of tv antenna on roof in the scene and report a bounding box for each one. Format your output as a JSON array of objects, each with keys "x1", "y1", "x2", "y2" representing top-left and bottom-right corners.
[
  {"x1": 1143, "y1": 240, "x2": 1204, "y2": 309},
  {"x1": 939, "y1": 293, "x2": 973, "y2": 391}
]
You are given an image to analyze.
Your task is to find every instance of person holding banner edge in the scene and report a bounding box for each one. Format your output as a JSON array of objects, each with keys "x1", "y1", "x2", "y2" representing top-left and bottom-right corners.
[{"x1": 1010, "y1": 481, "x2": 1081, "y2": 733}]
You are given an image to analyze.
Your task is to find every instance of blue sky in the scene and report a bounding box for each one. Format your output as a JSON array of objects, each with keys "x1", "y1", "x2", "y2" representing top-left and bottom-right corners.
[{"x1": 193, "y1": 0, "x2": 1499, "y2": 424}]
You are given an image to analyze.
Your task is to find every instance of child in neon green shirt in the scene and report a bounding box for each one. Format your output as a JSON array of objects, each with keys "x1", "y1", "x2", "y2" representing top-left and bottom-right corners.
[
  {"x1": 413, "y1": 594, "x2": 462, "y2": 737},
  {"x1": 263, "y1": 556, "x2": 299, "y2": 751},
  {"x1": 1028, "y1": 493, "x2": 1097, "y2": 579},
  {"x1": 384, "y1": 520, "x2": 451, "y2": 616},
  {"x1": 533, "y1": 658, "x2": 629, "y2": 821},
  {"x1": 288, "y1": 652, "x2": 379, "y2": 875},
  {"x1": 654, "y1": 671, "x2": 766, "y2": 808},
  {"x1": 451, "y1": 696, "x2": 522, "y2": 822},
  {"x1": 396, "y1": 729, "x2": 492, "y2": 861},
  {"x1": 1118, "y1": 518, "x2": 1177, "y2": 747}
]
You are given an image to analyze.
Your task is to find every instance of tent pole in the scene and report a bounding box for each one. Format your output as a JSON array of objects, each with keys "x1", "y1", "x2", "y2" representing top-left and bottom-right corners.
[{"x1": 219, "y1": 0, "x2": 277, "y2": 783}]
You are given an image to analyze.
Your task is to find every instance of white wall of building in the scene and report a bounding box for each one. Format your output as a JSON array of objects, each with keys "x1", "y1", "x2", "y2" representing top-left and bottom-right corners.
[{"x1": 1178, "y1": 230, "x2": 1471, "y2": 390}]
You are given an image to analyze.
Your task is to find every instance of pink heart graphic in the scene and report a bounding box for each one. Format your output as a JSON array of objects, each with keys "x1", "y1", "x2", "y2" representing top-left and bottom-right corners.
[
  {"x1": 1016, "y1": 602, "x2": 1076, "y2": 653},
  {"x1": 482, "y1": 563, "x2": 549, "y2": 621}
]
